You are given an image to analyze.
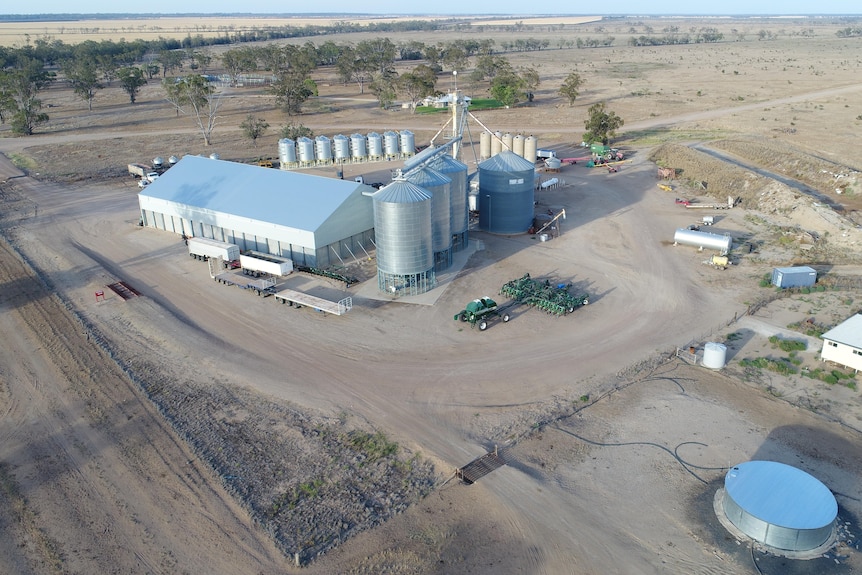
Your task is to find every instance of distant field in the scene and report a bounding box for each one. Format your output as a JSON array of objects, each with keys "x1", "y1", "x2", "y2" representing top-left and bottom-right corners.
[{"x1": 0, "y1": 15, "x2": 452, "y2": 46}]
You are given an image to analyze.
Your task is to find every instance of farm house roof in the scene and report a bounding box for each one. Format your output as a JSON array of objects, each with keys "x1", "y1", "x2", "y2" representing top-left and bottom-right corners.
[{"x1": 821, "y1": 314, "x2": 862, "y2": 349}]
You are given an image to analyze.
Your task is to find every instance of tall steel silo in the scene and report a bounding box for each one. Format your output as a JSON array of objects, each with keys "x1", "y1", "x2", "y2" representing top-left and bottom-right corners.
[
  {"x1": 399, "y1": 130, "x2": 415, "y2": 157},
  {"x1": 332, "y1": 134, "x2": 351, "y2": 162},
  {"x1": 490, "y1": 131, "x2": 503, "y2": 156},
  {"x1": 372, "y1": 180, "x2": 435, "y2": 295},
  {"x1": 296, "y1": 137, "x2": 315, "y2": 164},
  {"x1": 315, "y1": 135, "x2": 332, "y2": 163},
  {"x1": 428, "y1": 154, "x2": 469, "y2": 252},
  {"x1": 502, "y1": 132, "x2": 514, "y2": 153},
  {"x1": 405, "y1": 166, "x2": 452, "y2": 270},
  {"x1": 524, "y1": 136, "x2": 538, "y2": 164},
  {"x1": 384, "y1": 131, "x2": 400, "y2": 158},
  {"x1": 278, "y1": 138, "x2": 296, "y2": 168},
  {"x1": 350, "y1": 133, "x2": 367, "y2": 160},
  {"x1": 513, "y1": 134, "x2": 525, "y2": 158},
  {"x1": 480, "y1": 131, "x2": 492, "y2": 160},
  {"x1": 478, "y1": 151, "x2": 536, "y2": 234},
  {"x1": 367, "y1": 132, "x2": 383, "y2": 159}
]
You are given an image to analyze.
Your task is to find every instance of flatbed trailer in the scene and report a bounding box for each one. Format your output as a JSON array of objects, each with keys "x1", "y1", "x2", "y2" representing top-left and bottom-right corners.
[
  {"x1": 213, "y1": 272, "x2": 276, "y2": 296},
  {"x1": 274, "y1": 289, "x2": 353, "y2": 315}
]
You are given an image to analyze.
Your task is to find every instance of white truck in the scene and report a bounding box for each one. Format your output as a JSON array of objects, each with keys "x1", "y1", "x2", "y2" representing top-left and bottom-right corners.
[
  {"x1": 187, "y1": 237, "x2": 241, "y2": 268},
  {"x1": 240, "y1": 251, "x2": 294, "y2": 277},
  {"x1": 536, "y1": 149, "x2": 557, "y2": 159}
]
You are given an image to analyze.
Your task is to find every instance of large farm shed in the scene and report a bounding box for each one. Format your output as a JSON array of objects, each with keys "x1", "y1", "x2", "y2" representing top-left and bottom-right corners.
[
  {"x1": 138, "y1": 155, "x2": 375, "y2": 268},
  {"x1": 820, "y1": 314, "x2": 862, "y2": 372}
]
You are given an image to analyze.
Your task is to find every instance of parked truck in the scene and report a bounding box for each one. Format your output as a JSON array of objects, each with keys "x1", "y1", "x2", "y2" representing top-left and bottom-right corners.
[
  {"x1": 128, "y1": 163, "x2": 150, "y2": 178},
  {"x1": 187, "y1": 237, "x2": 241, "y2": 267},
  {"x1": 240, "y1": 251, "x2": 294, "y2": 277}
]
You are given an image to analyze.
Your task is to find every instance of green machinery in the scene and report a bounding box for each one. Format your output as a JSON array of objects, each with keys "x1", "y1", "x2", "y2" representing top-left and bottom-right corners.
[
  {"x1": 454, "y1": 297, "x2": 511, "y2": 331},
  {"x1": 500, "y1": 273, "x2": 589, "y2": 315}
]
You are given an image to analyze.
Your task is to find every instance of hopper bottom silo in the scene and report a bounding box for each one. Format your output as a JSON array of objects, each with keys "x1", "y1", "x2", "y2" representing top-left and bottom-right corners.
[{"x1": 377, "y1": 270, "x2": 436, "y2": 296}]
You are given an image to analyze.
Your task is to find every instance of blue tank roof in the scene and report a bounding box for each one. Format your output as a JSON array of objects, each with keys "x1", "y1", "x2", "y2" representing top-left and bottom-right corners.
[{"x1": 725, "y1": 461, "x2": 837, "y2": 529}]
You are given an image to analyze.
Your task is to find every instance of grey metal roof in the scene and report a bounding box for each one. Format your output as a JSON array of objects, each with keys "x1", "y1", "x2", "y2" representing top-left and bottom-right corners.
[
  {"x1": 774, "y1": 266, "x2": 816, "y2": 274},
  {"x1": 372, "y1": 180, "x2": 431, "y2": 203},
  {"x1": 725, "y1": 461, "x2": 836, "y2": 529},
  {"x1": 139, "y1": 155, "x2": 364, "y2": 232},
  {"x1": 478, "y1": 150, "x2": 536, "y2": 172},
  {"x1": 427, "y1": 154, "x2": 467, "y2": 173},
  {"x1": 821, "y1": 314, "x2": 862, "y2": 348},
  {"x1": 405, "y1": 165, "x2": 451, "y2": 188}
]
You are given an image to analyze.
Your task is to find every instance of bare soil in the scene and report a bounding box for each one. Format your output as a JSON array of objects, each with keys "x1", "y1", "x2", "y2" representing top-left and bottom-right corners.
[{"x1": 2, "y1": 17, "x2": 862, "y2": 575}]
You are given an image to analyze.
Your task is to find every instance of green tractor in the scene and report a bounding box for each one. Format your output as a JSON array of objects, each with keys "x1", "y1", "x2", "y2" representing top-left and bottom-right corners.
[{"x1": 454, "y1": 297, "x2": 510, "y2": 331}]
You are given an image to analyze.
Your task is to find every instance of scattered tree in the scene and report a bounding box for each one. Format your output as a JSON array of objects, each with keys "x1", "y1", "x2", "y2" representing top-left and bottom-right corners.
[
  {"x1": 240, "y1": 114, "x2": 269, "y2": 147},
  {"x1": 270, "y1": 71, "x2": 317, "y2": 116},
  {"x1": 63, "y1": 58, "x2": 103, "y2": 111},
  {"x1": 369, "y1": 73, "x2": 398, "y2": 109},
  {"x1": 397, "y1": 65, "x2": 436, "y2": 111},
  {"x1": 162, "y1": 74, "x2": 221, "y2": 145},
  {"x1": 0, "y1": 57, "x2": 54, "y2": 135},
  {"x1": 583, "y1": 102, "x2": 624, "y2": 145},
  {"x1": 117, "y1": 66, "x2": 146, "y2": 103},
  {"x1": 280, "y1": 122, "x2": 313, "y2": 140},
  {"x1": 559, "y1": 72, "x2": 584, "y2": 106}
]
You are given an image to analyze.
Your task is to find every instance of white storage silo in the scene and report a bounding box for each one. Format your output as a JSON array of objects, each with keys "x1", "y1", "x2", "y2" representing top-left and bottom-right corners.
[
  {"x1": 367, "y1": 132, "x2": 384, "y2": 159},
  {"x1": 350, "y1": 133, "x2": 367, "y2": 160},
  {"x1": 384, "y1": 131, "x2": 400, "y2": 158},
  {"x1": 296, "y1": 137, "x2": 315, "y2": 164},
  {"x1": 480, "y1": 131, "x2": 492, "y2": 160},
  {"x1": 332, "y1": 135, "x2": 351, "y2": 162},
  {"x1": 490, "y1": 131, "x2": 503, "y2": 157},
  {"x1": 315, "y1": 135, "x2": 332, "y2": 163},
  {"x1": 524, "y1": 136, "x2": 538, "y2": 164},
  {"x1": 278, "y1": 138, "x2": 296, "y2": 167},
  {"x1": 372, "y1": 179, "x2": 435, "y2": 295},
  {"x1": 502, "y1": 132, "x2": 514, "y2": 153},
  {"x1": 513, "y1": 134, "x2": 525, "y2": 158},
  {"x1": 399, "y1": 130, "x2": 415, "y2": 157}
]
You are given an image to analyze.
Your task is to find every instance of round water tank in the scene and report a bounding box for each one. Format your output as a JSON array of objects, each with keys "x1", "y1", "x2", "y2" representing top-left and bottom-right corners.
[
  {"x1": 502, "y1": 132, "x2": 514, "y2": 153},
  {"x1": 367, "y1": 132, "x2": 383, "y2": 158},
  {"x1": 399, "y1": 130, "x2": 415, "y2": 156},
  {"x1": 722, "y1": 461, "x2": 837, "y2": 552},
  {"x1": 384, "y1": 131, "x2": 400, "y2": 157},
  {"x1": 350, "y1": 133, "x2": 367, "y2": 159},
  {"x1": 428, "y1": 154, "x2": 469, "y2": 239},
  {"x1": 153, "y1": 156, "x2": 164, "y2": 168},
  {"x1": 513, "y1": 134, "x2": 525, "y2": 158},
  {"x1": 490, "y1": 131, "x2": 503, "y2": 156},
  {"x1": 315, "y1": 136, "x2": 332, "y2": 162},
  {"x1": 406, "y1": 167, "x2": 452, "y2": 254},
  {"x1": 296, "y1": 137, "x2": 315, "y2": 163},
  {"x1": 702, "y1": 342, "x2": 727, "y2": 369},
  {"x1": 673, "y1": 228, "x2": 733, "y2": 254},
  {"x1": 278, "y1": 138, "x2": 297, "y2": 165},
  {"x1": 478, "y1": 151, "x2": 536, "y2": 234},
  {"x1": 373, "y1": 180, "x2": 433, "y2": 276},
  {"x1": 332, "y1": 135, "x2": 350, "y2": 161},
  {"x1": 480, "y1": 131, "x2": 492, "y2": 160},
  {"x1": 168, "y1": 155, "x2": 179, "y2": 166},
  {"x1": 524, "y1": 136, "x2": 538, "y2": 164}
]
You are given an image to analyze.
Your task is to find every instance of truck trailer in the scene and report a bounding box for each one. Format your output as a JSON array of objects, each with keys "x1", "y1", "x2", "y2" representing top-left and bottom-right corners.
[
  {"x1": 128, "y1": 163, "x2": 150, "y2": 178},
  {"x1": 187, "y1": 237, "x2": 241, "y2": 267},
  {"x1": 240, "y1": 251, "x2": 294, "y2": 277}
]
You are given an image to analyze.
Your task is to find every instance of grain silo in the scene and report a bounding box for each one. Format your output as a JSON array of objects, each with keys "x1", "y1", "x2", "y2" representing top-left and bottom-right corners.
[
  {"x1": 428, "y1": 154, "x2": 469, "y2": 252},
  {"x1": 480, "y1": 131, "x2": 492, "y2": 160},
  {"x1": 502, "y1": 132, "x2": 514, "y2": 153},
  {"x1": 524, "y1": 136, "x2": 538, "y2": 164},
  {"x1": 399, "y1": 130, "x2": 415, "y2": 157},
  {"x1": 367, "y1": 132, "x2": 383, "y2": 160},
  {"x1": 720, "y1": 461, "x2": 837, "y2": 552},
  {"x1": 513, "y1": 134, "x2": 525, "y2": 158},
  {"x1": 315, "y1": 135, "x2": 332, "y2": 163},
  {"x1": 278, "y1": 138, "x2": 296, "y2": 168},
  {"x1": 405, "y1": 166, "x2": 452, "y2": 271},
  {"x1": 384, "y1": 131, "x2": 400, "y2": 159},
  {"x1": 490, "y1": 131, "x2": 503, "y2": 157},
  {"x1": 478, "y1": 151, "x2": 536, "y2": 234},
  {"x1": 332, "y1": 135, "x2": 351, "y2": 162},
  {"x1": 372, "y1": 179, "x2": 435, "y2": 295},
  {"x1": 296, "y1": 137, "x2": 315, "y2": 165},
  {"x1": 350, "y1": 133, "x2": 367, "y2": 161}
]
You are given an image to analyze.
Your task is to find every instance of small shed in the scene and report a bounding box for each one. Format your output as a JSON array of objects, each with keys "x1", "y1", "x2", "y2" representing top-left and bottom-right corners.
[
  {"x1": 772, "y1": 266, "x2": 816, "y2": 289},
  {"x1": 821, "y1": 314, "x2": 862, "y2": 372}
]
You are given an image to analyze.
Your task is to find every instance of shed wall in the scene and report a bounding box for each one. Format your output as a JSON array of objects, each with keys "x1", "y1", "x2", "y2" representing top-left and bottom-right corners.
[{"x1": 821, "y1": 339, "x2": 862, "y2": 372}]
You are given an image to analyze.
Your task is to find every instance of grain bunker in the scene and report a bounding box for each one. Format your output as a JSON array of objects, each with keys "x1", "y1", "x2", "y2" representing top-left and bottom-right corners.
[
  {"x1": 478, "y1": 151, "x2": 536, "y2": 234},
  {"x1": 719, "y1": 461, "x2": 837, "y2": 553},
  {"x1": 371, "y1": 179, "x2": 435, "y2": 295}
]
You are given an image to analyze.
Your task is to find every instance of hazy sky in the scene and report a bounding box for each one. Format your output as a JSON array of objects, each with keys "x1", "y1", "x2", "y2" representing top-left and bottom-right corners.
[{"x1": 3, "y1": 1, "x2": 860, "y2": 15}]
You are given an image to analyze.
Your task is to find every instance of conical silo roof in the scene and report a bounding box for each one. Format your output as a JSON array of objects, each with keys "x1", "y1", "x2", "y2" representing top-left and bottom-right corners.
[
  {"x1": 478, "y1": 150, "x2": 536, "y2": 172},
  {"x1": 372, "y1": 179, "x2": 432, "y2": 203}
]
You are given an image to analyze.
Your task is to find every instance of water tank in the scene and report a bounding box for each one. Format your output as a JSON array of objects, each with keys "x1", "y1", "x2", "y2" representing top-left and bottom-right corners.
[
  {"x1": 315, "y1": 135, "x2": 332, "y2": 162},
  {"x1": 673, "y1": 228, "x2": 733, "y2": 254},
  {"x1": 502, "y1": 132, "x2": 514, "y2": 153},
  {"x1": 367, "y1": 132, "x2": 383, "y2": 158},
  {"x1": 490, "y1": 131, "x2": 503, "y2": 156},
  {"x1": 372, "y1": 180, "x2": 433, "y2": 277},
  {"x1": 721, "y1": 461, "x2": 837, "y2": 552},
  {"x1": 524, "y1": 136, "x2": 538, "y2": 164},
  {"x1": 513, "y1": 134, "x2": 525, "y2": 158},
  {"x1": 405, "y1": 166, "x2": 452, "y2": 256},
  {"x1": 153, "y1": 157, "x2": 164, "y2": 169},
  {"x1": 168, "y1": 155, "x2": 179, "y2": 166},
  {"x1": 332, "y1": 135, "x2": 351, "y2": 161},
  {"x1": 480, "y1": 131, "x2": 492, "y2": 160},
  {"x1": 296, "y1": 137, "x2": 315, "y2": 163},
  {"x1": 702, "y1": 342, "x2": 727, "y2": 369},
  {"x1": 384, "y1": 131, "x2": 400, "y2": 157},
  {"x1": 399, "y1": 130, "x2": 415, "y2": 157},
  {"x1": 428, "y1": 154, "x2": 469, "y2": 248},
  {"x1": 350, "y1": 133, "x2": 367, "y2": 160},
  {"x1": 478, "y1": 151, "x2": 536, "y2": 234}
]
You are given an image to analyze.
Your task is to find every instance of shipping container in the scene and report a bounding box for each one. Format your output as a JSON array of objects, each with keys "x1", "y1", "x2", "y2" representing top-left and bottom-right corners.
[{"x1": 771, "y1": 266, "x2": 816, "y2": 289}]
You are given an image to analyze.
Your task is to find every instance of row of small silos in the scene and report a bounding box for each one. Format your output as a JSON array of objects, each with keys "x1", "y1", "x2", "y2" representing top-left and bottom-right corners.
[
  {"x1": 278, "y1": 131, "x2": 415, "y2": 166},
  {"x1": 480, "y1": 132, "x2": 540, "y2": 164}
]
